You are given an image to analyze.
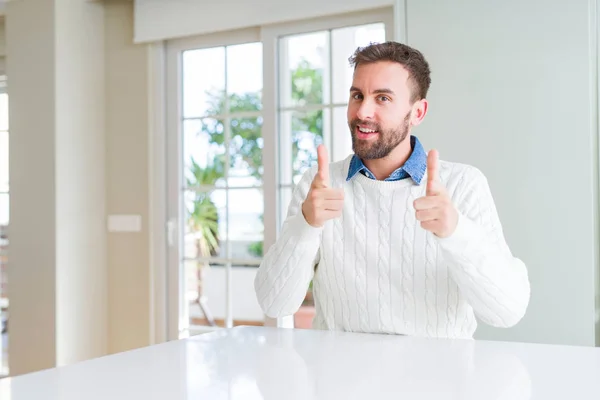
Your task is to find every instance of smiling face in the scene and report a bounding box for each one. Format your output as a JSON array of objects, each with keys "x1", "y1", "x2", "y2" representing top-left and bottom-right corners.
[{"x1": 347, "y1": 61, "x2": 428, "y2": 160}]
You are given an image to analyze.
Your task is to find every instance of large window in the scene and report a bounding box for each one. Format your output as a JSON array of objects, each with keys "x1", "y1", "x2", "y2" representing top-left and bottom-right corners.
[
  {"x1": 166, "y1": 10, "x2": 392, "y2": 338},
  {"x1": 168, "y1": 30, "x2": 266, "y2": 336}
]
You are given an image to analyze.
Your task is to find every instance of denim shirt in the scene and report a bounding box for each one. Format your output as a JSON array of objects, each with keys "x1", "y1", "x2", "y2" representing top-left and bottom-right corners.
[{"x1": 346, "y1": 135, "x2": 427, "y2": 184}]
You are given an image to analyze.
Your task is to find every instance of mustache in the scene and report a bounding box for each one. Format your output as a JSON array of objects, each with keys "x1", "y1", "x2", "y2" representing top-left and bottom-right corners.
[{"x1": 350, "y1": 119, "x2": 381, "y2": 131}]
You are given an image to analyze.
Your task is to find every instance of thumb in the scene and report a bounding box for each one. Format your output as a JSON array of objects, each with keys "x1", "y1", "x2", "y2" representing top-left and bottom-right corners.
[
  {"x1": 426, "y1": 149, "x2": 440, "y2": 195},
  {"x1": 315, "y1": 144, "x2": 330, "y2": 187}
]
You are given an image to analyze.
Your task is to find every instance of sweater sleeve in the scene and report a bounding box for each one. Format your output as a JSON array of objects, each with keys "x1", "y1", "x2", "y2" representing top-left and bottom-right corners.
[
  {"x1": 436, "y1": 168, "x2": 530, "y2": 328},
  {"x1": 254, "y1": 167, "x2": 322, "y2": 318}
]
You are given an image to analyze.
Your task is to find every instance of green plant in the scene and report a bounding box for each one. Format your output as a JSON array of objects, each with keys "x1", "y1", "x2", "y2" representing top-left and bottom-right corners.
[
  {"x1": 186, "y1": 158, "x2": 223, "y2": 258},
  {"x1": 247, "y1": 241, "x2": 263, "y2": 258},
  {"x1": 202, "y1": 90, "x2": 264, "y2": 181}
]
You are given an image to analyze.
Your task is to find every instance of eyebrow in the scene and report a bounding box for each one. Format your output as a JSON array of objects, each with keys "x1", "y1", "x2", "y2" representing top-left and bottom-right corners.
[{"x1": 349, "y1": 86, "x2": 395, "y2": 95}]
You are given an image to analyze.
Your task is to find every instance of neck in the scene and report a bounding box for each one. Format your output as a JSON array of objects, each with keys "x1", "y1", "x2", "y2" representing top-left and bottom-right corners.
[{"x1": 362, "y1": 138, "x2": 412, "y2": 180}]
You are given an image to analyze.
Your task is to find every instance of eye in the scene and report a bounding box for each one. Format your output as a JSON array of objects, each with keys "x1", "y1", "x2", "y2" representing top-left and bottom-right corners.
[
  {"x1": 351, "y1": 93, "x2": 363, "y2": 100},
  {"x1": 378, "y1": 95, "x2": 391, "y2": 102}
]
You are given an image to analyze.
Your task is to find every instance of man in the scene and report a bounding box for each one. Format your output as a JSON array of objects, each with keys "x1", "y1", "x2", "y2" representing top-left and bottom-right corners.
[{"x1": 254, "y1": 41, "x2": 530, "y2": 339}]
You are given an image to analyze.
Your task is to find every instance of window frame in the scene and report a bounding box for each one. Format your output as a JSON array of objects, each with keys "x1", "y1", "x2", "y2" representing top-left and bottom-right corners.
[{"x1": 166, "y1": 27, "x2": 264, "y2": 338}]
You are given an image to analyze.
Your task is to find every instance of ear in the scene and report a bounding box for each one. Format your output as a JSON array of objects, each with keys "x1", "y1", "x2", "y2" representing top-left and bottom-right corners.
[{"x1": 410, "y1": 99, "x2": 428, "y2": 126}]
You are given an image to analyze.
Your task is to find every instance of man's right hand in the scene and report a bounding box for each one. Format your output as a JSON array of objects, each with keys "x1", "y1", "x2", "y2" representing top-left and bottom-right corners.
[{"x1": 301, "y1": 144, "x2": 345, "y2": 227}]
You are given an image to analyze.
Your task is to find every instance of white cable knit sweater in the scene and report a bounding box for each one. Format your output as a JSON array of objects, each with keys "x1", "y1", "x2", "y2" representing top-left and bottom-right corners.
[{"x1": 254, "y1": 155, "x2": 530, "y2": 339}]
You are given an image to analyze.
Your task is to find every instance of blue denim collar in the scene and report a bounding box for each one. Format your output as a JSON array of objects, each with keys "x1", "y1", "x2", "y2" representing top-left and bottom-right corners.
[{"x1": 346, "y1": 135, "x2": 427, "y2": 184}]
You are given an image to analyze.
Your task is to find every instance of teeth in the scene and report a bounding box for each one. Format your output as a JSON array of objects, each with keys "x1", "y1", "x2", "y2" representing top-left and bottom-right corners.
[{"x1": 358, "y1": 127, "x2": 377, "y2": 133}]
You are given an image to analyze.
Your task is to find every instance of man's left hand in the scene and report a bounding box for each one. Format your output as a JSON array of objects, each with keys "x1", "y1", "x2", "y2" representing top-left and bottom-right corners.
[{"x1": 413, "y1": 149, "x2": 458, "y2": 238}]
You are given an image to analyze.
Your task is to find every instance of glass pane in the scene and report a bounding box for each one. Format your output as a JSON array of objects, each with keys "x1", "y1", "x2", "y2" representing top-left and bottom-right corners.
[
  {"x1": 279, "y1": 110, "x2": 325, "y2": 185},
  {"x1": 187, "y1": 263, "x2": 265, "y2": 329},
  {"x1": 228, "y1": 188, "x2": 263, "y2": 261},
  {"x1": 0, "y1": 193, "x2": 9, "y2": 229},
  {"x1": 0, "y1": 94, "x2": 7, "y2": 131},
  {"x1": 0, "y1": 132, "x2": 7, "y2": 192},
  {"x1": 332, "y1": 106, "x2": 353, "y2": 162},
  {"x1": 0, "y1": 194, "x2": 7, "y2": 226},
  {"x1": 183, "y1": 190, "x2": 227, "y2": 260},
  {"x1": 227, "y1": 43, "x2": 263, "y2": 112},
  {"x1": 186, "y1": 262, "x2": 226, "y2": 328},
  {"x1": 332, "y1": 23, "x2": 386, "y2": 104},
  {"x1": 231, "y1": 264, "x2": 264, "y2": 326},
  {"x1": 279, "y1": 31, "x2": 329, "y2": 107},
  {"x1": 229, "y1": 117, "x2": 263, "y2": 185},
  {"x1": 183, "y1": 119, "x2": 226, "y2": 188},
  {"x1": 183, "y1": 47, "x2": 226, "y2": 118}
]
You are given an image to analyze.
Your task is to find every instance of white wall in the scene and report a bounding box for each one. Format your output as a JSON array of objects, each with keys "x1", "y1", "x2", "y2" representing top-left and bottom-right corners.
[
  {"x1": 407, "y1": 0, "x2": 599, "y2": 346},
  {"x1": 6, "y1": 1, "x2": 57, "y2": 374},
  {"x1": 104, "y1": 0, "x2": 153, "y2": 355},
  {"x1": 6, "y1": 0, "x2": 108, "y2": 375},
  {"x1": 133, "y1": 0, "x2": 393, "y2": 42},
  {"x1": 6, "y1": 0, "x2": 159, "y2": 374},
  {"x1": 55, "y1": 0, "x2": 106, "y2": 367}
]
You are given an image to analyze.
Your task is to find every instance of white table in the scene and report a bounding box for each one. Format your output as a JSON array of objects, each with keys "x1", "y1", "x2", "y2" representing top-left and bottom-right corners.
[{"x1": 0, "y1": 326, "x2": 599, "y2": 399}]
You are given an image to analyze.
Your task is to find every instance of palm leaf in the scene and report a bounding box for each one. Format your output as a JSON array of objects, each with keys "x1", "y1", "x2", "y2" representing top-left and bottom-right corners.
[{"x1": 186, "y1": 157, "x2": 223, "y2": 258}]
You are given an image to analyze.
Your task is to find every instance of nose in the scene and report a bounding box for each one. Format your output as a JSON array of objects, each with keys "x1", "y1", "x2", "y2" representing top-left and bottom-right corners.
[{"x1": 356, "y1": 98, "x2": 375, "y2": 120}]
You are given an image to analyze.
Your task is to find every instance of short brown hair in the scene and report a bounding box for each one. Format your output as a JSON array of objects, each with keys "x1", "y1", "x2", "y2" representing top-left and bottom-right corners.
[{"x1": 348, "y1": 41, "x2": 431, "y2": 103}]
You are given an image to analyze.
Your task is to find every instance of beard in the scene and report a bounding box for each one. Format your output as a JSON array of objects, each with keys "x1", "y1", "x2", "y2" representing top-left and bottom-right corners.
[{"x1": 349, "y1": 112, "x2": 411, "y2": 160}]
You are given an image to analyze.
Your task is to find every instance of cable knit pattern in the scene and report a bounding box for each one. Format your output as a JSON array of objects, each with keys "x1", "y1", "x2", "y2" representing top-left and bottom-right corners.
[
  {"x1": 424, "y1": 230, "x2": 437, "y2": 336},
  {"x1": 332, "y1": 217, "x2": 348, "y2": 328},
  {"x1": 331, "y1": 167, "x2": 350, "y2": 330},
  {"x1": 352, "y1": 182, "x2": 369, "y2": 332},
  {"x1": 402, "y1": 188, "x2": 416, "y2": 333},
  {"x1": 377, "y1": 191, "x2": 393, "y2": 333},
  {"x1": 255, "y1": 155, "x2": 531, "y2": 339},
  {"x1": 257, "y1": 235, "x2": 308, "y2": 315}
]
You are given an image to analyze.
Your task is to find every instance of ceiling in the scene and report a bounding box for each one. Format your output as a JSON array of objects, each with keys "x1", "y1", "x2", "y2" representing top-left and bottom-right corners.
[{"x1": 0, "y1": 0, "x2": 112, "y2": 16}]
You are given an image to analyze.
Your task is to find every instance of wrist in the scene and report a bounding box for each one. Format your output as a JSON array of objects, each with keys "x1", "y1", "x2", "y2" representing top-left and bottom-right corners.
[
  {"x1": 301, "y1": 202, "x2": 322, "y2": 228},
  {"x1": 436, "y1": 207, "x2": 459, "y2": 238},
  {"x1": 293, "y1": 209, "x2": 324, "y2": 237},
  {"x1": 435, "y1": 212, "x2": 482, "y2": 256}
]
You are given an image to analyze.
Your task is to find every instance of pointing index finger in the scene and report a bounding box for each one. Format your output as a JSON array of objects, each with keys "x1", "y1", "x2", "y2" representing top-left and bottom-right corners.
[
  {"x1": 426, "y1": 149, "x2": 440, "y2": 195},
  {"x1": 317, "y1": 144, "x2": 330, "y2": 186},
  {"x1": 427, "y1": 149, "x2": 440, "y2": 182}
]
